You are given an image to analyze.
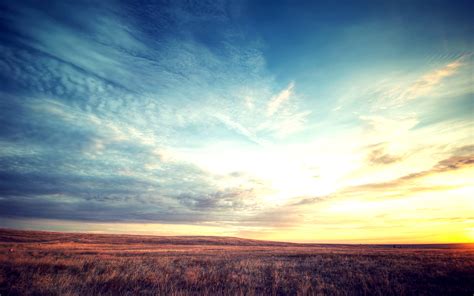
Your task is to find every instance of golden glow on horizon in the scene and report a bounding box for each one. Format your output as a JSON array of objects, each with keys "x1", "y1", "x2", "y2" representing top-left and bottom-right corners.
[
  {"x1": 5, "y1": 166, "x2": 472, "y2": 244},
  {"x1": 5, "y1": 146, "x2": 472, "y2": 244}
]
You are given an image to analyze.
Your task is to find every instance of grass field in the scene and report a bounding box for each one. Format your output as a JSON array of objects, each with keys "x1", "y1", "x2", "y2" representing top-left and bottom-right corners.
[{"x1": 0, "y1": 229, "x2": 473, "y2": 295}]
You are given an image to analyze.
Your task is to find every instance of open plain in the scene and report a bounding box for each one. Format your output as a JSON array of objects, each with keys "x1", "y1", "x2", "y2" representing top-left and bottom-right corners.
[{"x1": 0, "y1": 229, "x2": 473, "y2": 295}]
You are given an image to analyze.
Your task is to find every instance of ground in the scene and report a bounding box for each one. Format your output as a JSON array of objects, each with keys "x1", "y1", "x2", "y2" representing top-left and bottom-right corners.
[{"x1": 0, "y1": 229, "x2": 473, "y2": 295}]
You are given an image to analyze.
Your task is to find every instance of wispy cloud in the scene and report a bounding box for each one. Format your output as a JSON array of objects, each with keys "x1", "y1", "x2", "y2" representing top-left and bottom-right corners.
[
  {"x1": 267, "y1": 82, "x2": 295, "y2": 116},
  {"x1": 0, "y1": 0, "x2": 275, "y2": 224},
  {"x1": 213, "y1": 113, "x2": 267, "y2": 145},
  {"x1": 355, "y1": 154, "x2": 473, "y2": 193},
  {"x1": 332, "y1": 55, "x2": 471, "y2": 118},
  {"x1": 308, "y1": 152, "x2": 474, "y2": 204},
  {"x1": 372, "y1": 56, "x2": 467, "y2": 110},
  {"x1": 390, "y1": 59, "x2": 463, "y2": 106}
]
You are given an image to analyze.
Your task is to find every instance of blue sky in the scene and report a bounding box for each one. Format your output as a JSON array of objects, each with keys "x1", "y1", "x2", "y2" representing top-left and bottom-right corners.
[{"x1": 0, "y1": 0, "x2": 473, "y2": 242}]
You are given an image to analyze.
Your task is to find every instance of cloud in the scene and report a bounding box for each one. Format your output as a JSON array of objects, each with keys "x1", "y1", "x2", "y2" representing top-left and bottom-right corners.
[
  {"x1": 0, "y1": 158, "x2": 262, "y2": 223},
  {"x1": 290, "y1": 196, "x2": 326, "y2": 207},
  {"x1": 239, "y1": 150, "x2": 474, "y2": 231},
  {"x1": 345, "y1": 153, "x2": 474, "y2": 196},
  {"x1": 213, "y1": 113, "x2": 266, "y2": 145},
  {"x1": 0, "y1": 0, "x2": 471, "y2": 241},
  {"x1": 267, "y1": 82, "x2": 295, "y2": 116},
  {"x1": 360, "y1": 115, "x2": 419, "y2": 135},
  {"x1": 399, "y1": 59, "x2": 463, "y2": 102},
  {"x1": 257, "y1": 110, "x2": 311, "y2": 138},
  {"x1": 0, "y1": 0, "x2": 281, "y2": 224},
  {"x1": 452, "y1": 145, "x2": 474, "y2": 156},
  {"x1": 428, "y1": 154, "x2": 474, "y2": 173},
  {"x1": 272, "y1": 151, "x2": 474, "y2": 210},
  {"x1": 366, "y1": 143, "x2": 403, "y2": 165},
  {"x1": 177, "y1": 187, "x2": 256, "y2": 212},
  {"x1": 332, "y1": 55, "x2": 470, "y2": 118},
  {"x1": 372, "y1": 57, "x2": 467, "y2": 110}
]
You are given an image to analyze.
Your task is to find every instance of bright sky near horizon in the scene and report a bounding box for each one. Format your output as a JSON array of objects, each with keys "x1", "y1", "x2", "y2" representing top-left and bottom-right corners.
[{"x1": 0, "y1": 0, "x2": 473, "y2": 243}]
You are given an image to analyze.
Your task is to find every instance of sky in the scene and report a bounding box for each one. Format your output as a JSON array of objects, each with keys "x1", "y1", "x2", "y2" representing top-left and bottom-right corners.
[{"x1": 0, "y1": 0, "x2": 473, "y2": 243}]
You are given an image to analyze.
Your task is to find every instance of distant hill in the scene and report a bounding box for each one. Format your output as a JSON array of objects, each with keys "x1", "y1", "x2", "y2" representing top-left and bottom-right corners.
[
  {"x1": 0, "y1": 228, "x2": 471, "y2": 249},
  {"x1": 0, "y1": 228, "x2": 300, "y2": 246}
]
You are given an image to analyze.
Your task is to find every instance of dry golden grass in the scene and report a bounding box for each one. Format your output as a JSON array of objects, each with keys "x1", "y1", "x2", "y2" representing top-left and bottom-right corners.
[{"x1": 0, "y1": 229, "x2": 473, "y2": 295}]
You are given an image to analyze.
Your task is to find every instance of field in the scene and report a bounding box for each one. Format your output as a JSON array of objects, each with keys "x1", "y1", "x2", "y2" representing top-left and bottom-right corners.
[{"x1": 0, "y1": 229, "x2": 473, "y2": 295}]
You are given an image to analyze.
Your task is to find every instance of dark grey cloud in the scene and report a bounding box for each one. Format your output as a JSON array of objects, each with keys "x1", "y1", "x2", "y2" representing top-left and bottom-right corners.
[
  {"x1": 0, "y1": 164, "x2": 256, "y2": 223},
  {"x1": 177, "y1": 187, "x2": 255, "y2": 211}
]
